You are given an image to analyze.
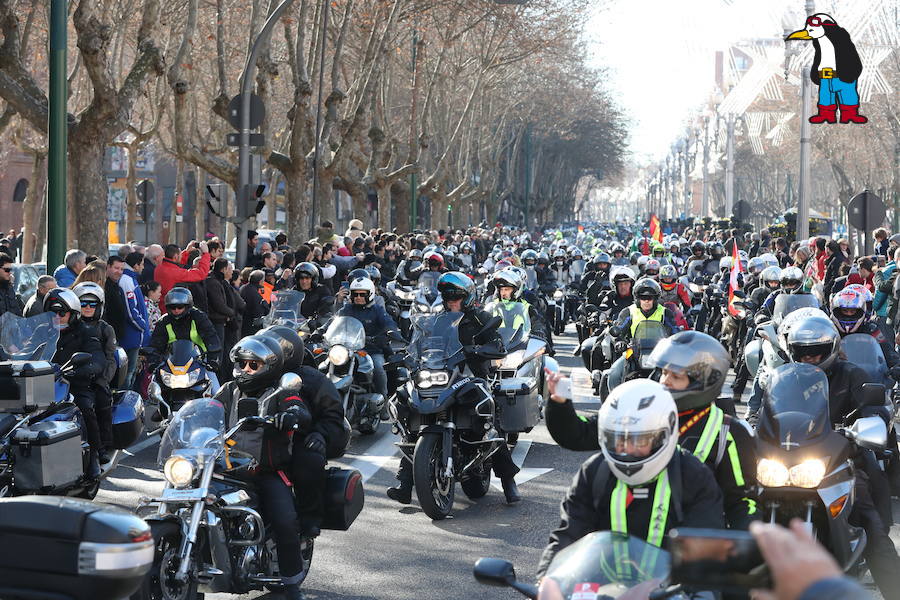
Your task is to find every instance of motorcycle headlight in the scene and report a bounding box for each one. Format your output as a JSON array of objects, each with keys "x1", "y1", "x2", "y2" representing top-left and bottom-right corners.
[
  {"x1": 415, "y1": 370, "x2": 449, "y2": 389},
  {"x1": 757, "y1": 458, "x2": 790, "y2": 487},
  {"x1": 789, "y1": 459, "x2": 826, "y2": 488},
  {"x1": 160, "y1": 369, "x2": 202, "y2": 389},
  {"x1": 328, "y1": 345, "x2": 350, "y2": 366},
  {"x1": 554, "y1": 290, "x2": 564, "y2": 300},
  {"x1": 163, "y1": 456, "x2": 196, "y2": 488}
]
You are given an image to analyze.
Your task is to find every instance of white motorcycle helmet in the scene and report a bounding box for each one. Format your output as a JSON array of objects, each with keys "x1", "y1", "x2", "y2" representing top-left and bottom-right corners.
[
  {"x1": 348, "y1": 276, "x2": 377, "y2": 307},
  {"x1": 598, "y1": 379, "x2": 678, "y2": 487}
]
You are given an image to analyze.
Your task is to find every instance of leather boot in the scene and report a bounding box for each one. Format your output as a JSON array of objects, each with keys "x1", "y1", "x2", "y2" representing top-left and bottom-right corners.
[
  {"x1": 87, "y1": 450, "x2": 101, "y2": 480},
  {"x1": 808, "y1": 104, "x2": 837, "y2": 124},
  {"x1": 839, "y1": 104, "x2": 868, "y2": 124},
  {"x1": 386, "y1": 460, "x2": 413, "y2": 504},
  {"x1": 501, "y1": 477, "x2": 521, "y2": 504}
]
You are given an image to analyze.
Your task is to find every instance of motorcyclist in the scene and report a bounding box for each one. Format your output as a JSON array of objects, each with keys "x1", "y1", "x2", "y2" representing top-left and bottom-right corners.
[
  {"x1": 44, "y1": 288, "x2": 106, "y2": 478},
  {"x1": 366, "y1": 265, "x2": 400, "y2": 319},
  {"x1": 684, "y1": 240, "x2": 707, "y2": 272},
  {"x1": 551, "y1": 249, "x2": 570, "y2": 285},
  {"x1": 334, "y1": 276, "x2": 398, "y2": 403},
  {"x1": 488, "y1": 268, "x2": 548, "y2": 340},
  {"x1": 768, "y1": 315, "x2": 900, "y2": 599},
  {"x1": 545, "y1": 332, "x2": 759, "y2": 529},
  {"x1": 830, "y1": 286, "x2": 900, "y2": 369},
  {"x1": 217, "y1": 333, "x2": 313, "y2": 600},
  {"x1": 396, "y1": 249, "x2": 424, "y2": 285},
  {"x1": 609, "y1": 278, "x2": 680, "y2": 343},
  {"x1": 581, "y1": 252, "x2": 611, "y2": 291},
  {"x1": 658, "y1": 264, "x2": 691, "y2": 311},
  {"x1": 147, "y1": 287, "x2": 222, "y2": 370},
  {"x1": 609, "y1": 243, "x2": 628, "y2": 267},
  {"x1": 423, "y1": 251, "x2": 447, "y2": 274},
  {"x1": 643, "y1": 258, "x2": 661, "y2": 280},
  {"x1": 73, "y1": 282, "x2": 117, "y2": 466},
  {"x1": 294, "y1": 261, "x2": 335, "y2": 328},
  {"x1": 750, "y1": 265, "x2": 781, "y2": 308},
  {"x1": 596, "y1": 267, "x2": 635, "y2": 317},
  {"x1": 537, "y1": 379, "x2": 724, "y2": 577},
  {"x1": 386, "y1": 271, "x2": 522, "y2": 505},
  {"x1": 759, "y1": 266, "x2": 808, "y2": 317}
]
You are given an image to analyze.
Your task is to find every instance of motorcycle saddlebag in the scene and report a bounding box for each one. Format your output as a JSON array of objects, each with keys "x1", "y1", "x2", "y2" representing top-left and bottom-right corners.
[
  {"x1": 321, "y1": 467, "x2": 364, "y2": 531},
  {"x1": 111, "y1": 390, "x2": 144, "y2": 450},
  {"x1": 0, "y1": 496, "x2": 154, "y2": 600},
  {"x1": 0, "y1": 360, "x2": 56, "y2": 413},
  {"x1": 12, "y1": 419, "x2": 83, "y2": 491}
]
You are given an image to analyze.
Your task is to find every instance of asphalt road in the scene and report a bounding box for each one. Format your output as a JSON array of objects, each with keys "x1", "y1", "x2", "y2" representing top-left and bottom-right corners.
[
  {"x1": 95, "y1": 324, "x2": 894, "y2": 599},
  {"x1": 96, "y1": 325, "x2": 598, "y2": 600}
]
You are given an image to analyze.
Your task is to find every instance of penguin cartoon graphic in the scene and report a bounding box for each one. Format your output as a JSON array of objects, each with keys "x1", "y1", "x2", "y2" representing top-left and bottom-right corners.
[{"x1": 786, "y1": 13, "x2": 866, "y2": 124}]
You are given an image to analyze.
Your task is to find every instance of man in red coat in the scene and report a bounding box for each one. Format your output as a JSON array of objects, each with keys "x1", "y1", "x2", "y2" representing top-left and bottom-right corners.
[{"x1": 154, "y1": 242, "x2": 211, "y2": 312}]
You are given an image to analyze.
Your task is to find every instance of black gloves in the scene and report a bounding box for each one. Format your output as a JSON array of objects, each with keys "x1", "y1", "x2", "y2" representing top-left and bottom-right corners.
[
  {"x1": 614, "y1": 340, "x2": 627, "y2": 354},
  {"x1": 890, "y1": 365, "x2": 900, "y2": 382},
  {"x1": 305, "y1": 432, "x2": 327, "y2": 455},
  {"x1": 274, "y1": 404, "x2": 312, "y2": 433}
]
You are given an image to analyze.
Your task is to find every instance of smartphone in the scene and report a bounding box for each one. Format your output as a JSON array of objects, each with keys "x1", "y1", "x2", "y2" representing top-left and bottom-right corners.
[
  {"x1": 669, "y1": 528, "x2": 769, "y2": 592},
  {"x1": 878, "y1": 256, "x2": 887, "y2": 267},
  {"x1": 340, "y1": 281, "x2": 350, "y2": 290}
]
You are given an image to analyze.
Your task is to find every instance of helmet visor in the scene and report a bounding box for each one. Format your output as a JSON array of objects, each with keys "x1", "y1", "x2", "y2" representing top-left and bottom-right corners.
[
  {"x1": 790, "y1": 342, "x2": 833, "y2": 363},
  {"x1": 601, "y1": 428, "x2": 669, "y2": 463}
]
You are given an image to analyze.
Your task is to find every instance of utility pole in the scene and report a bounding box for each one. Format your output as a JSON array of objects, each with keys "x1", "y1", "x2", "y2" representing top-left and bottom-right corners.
[
  {"x1": 797, "y1": 72, "x2": 812, "y2": 241},
  {"x1": 237, "y1": 0, "x2": 295, "y2": 269},
  {"x1": 725, "y1": 113, "x2": 735, "y2": 218},
  {"x1": 47, "y1": 0, "x2": 67, "y2": 267}
]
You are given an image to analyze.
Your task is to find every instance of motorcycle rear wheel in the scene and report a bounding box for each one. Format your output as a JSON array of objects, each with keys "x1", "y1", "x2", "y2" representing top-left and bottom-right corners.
[
  {"x1": 135, "y1": 521, "x2": 202, "y2": 600},
  {"x1": 413, "y1": 432, "x2": 455, "y2": 520}
]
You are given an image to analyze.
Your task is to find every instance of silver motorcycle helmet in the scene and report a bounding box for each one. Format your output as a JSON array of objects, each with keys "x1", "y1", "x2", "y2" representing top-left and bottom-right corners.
[
  {"x1": 785, "y1": 314, "x2": 840, "y2": 372},
  {"x1": 231, "y1": 335, "x2": 285, "y2": 394},
  {"x1": 648, "y1": 331, "x2": 729, "y2": 411}
]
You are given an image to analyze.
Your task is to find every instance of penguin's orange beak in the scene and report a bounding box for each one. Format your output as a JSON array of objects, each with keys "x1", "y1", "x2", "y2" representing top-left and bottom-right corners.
[{"x1": 786, "y1": 29, "x2": 813, "y2": 40}]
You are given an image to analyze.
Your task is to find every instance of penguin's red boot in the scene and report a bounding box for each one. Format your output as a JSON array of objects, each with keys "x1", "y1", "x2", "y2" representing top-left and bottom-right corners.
[
  {"x1": 808, "y1": 104, "x2": 837, "y2": 124},
  {"x1": 839, "y1": 105, "x2": 868, "y2": 124}
]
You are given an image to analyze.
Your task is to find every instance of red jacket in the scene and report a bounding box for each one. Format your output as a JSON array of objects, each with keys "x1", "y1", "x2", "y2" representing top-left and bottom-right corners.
[
  {"x1": 155, "y1": 253, "x2": 211, "y2": 311},
  {"x1": 816, "y1": 250, "x2": 826, "y2": 280},
  {"x1": 847, "y1": 272, "x2": 874, "y2": 294}
]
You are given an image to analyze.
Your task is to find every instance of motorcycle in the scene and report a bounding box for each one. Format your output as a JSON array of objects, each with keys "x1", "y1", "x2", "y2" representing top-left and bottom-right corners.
[
  {"x1": 145, "y1": 339, "x2": 219, "y2": 433},
  {"x1": 389, "y1": 311, "x2": 506, "y2": 520},
  {"x1": 755, "y1": 363, "x2": 887, "y2": 571},
  {"x1": 134, "y1": 376, "x2": 364, "y2": 600},
  {"x1": 485, "y1": 301, "x2": 546, "y2": 436},
  {"x1": 318, "y1": 315, "x2": 383, "y2": 435},
  {"x1": 414, "y1": 270, "x2": 444, "y2": 314},
  {"x1": 386, "y1": 279, "x2": 417, "y2": 339},
  {"x1": 262, "y1": 289, "x2": 311, "y2": 333},
  {"x1": 0, "y1": 312, "x2": 143, "y2": 499},
  {"x1": 600, "y1": 320, "x2": 669, "y2": 401}
]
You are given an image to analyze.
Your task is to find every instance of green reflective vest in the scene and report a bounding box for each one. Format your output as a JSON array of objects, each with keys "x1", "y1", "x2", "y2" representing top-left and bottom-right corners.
[
  {"x1": 610, "y1": 470, "x2": 671, "y2": 548},
  {"x1": 165, "y1": 320, "x2": 207, "y2": 353},
  {"x1": 628, "y1": 304, "x2": 665, "y2": 337}
]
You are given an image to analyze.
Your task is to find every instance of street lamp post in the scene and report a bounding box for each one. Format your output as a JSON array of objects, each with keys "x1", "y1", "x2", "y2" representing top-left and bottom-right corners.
[
  {"x1": 48, "y1": 0, "x2": 67, "y2": 267},
  {"x1": 725, "y1": 112, "x2": 735, "y2": 218}
]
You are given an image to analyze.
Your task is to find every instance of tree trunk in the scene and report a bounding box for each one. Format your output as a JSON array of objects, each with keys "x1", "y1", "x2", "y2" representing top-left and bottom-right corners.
[
  {"x1": 22, "y1": 151, "x2": 46, "y2": 263},
  {"x1": 350, "y1": 186, "x2": 367, "y2": 227},
  {"x1": 125, "y1": 145, "x2": 139, "y2": 242},
  {"x1": 376, "y1": 183, "x2": 391, "y2": 231},
  {"x1": 284, "y1": 168, "x2": 308, "y2": 247},
  {"x1": 392, "y1": 180, "x2": 409, "y2": 232},
  {"x1": 67, "y1": 132, "x2": 110, "y2": 258},
  {"x1": 314, "y1": 169, "x2": 336, "y2": 223}
]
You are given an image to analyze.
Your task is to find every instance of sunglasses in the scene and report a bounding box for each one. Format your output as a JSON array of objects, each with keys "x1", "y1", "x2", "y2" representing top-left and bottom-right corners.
[
  {"x1": 169, "y1": 305, "x2": 187, "y2": 311},
  {"x1": 50, "y1": 308, "x2": 69, "y2": 316},
  {"x1": 351, "y1": 291, "x2": 369, "y2": 298},
  {"x1": 805, "y1": 16, "x2": 834, "y2": 27},
  {"x1": 80, "y1": 300, "x2": 99, "y2": 308},
  {"x1": 637, "y1": 295, "x2": 656, "y2": 300},
  {"x1": 0, "y1": 267, "x2": 11, "y2": 273},
  {"x1": 297, "y1": 274, "x2": 312, "y2": 279},
  {"x1": 238, "y1": 359, "x2": 262, "y2": 371}
]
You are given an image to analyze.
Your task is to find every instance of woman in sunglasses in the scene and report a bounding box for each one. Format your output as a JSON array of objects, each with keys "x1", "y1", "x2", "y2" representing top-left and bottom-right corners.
[
  {"x1": 43, "y1": 287, "x2": 106, "y2": 478},
  {"x1": 72, "y1": 282, "x2": 118, "y2": 468}
]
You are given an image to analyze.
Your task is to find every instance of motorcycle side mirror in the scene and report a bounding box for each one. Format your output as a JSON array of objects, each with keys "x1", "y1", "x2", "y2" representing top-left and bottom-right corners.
[
  {"x1": 477, "y1": 315, "x2": 503, "y2": 338},
  {"x1": 278, "y1": 372, "x2": 303, "y2": 392},
  {"x1": 70, "y1": 352, "x2": 92, "y2": 368},
  {"x1": 860, "y1": 383, "x2": 886, "y2": 407},
  {"x1": 848, "y1": 416, "x2": 887, "y2": 450},
  {"x1": 473, "y1": 558, "x2": 516, "y2": 587}
]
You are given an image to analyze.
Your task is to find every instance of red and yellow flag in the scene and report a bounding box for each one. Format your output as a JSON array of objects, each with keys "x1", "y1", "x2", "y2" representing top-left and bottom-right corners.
[
  {"x1": 649, "y1": 214, "x2": 662, "y2": 243},
  {"x1": 728, "y1": 241, "x2": 743, "y2": 317}
]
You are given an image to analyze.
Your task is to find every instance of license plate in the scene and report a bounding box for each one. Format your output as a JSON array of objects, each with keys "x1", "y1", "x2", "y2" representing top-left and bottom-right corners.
[{"x1": 161, "y1": 487, "x2": 206, "y2": 502}]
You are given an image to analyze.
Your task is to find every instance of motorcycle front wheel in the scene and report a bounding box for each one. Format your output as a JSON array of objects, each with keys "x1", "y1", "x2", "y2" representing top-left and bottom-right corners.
[
  {"x1": 134, "y1": 521, "x2": 201, "y2": 600},
  {"x1": 413, "y1": 432, "x2": 455, "y2": 520}
]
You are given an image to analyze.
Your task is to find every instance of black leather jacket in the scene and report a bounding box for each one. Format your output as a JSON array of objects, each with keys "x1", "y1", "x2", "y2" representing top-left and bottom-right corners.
[{"x1": 52, "y1": 320, "x2": 105, "y2": 392}]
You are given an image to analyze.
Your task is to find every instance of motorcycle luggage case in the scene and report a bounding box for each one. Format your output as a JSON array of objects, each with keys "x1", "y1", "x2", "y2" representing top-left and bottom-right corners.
[
  {"x1": 0, "y1": 496, "x2": 153, "y2": 600},
  {"x1": 111, "y1": 390, "x2": 144, "y2": 449},
  {"x1": 496, "y1": 377, "x2": 541, "y2": 433},
  {"x1": 321, "y1": 467, "x2": 364, "y2": 531},
  {"x1": 13, "y1": 419, "x2": 83, "y2": 490},
  {"x1": 0, "y1": 360, "x2": 56, "y2": 413}
]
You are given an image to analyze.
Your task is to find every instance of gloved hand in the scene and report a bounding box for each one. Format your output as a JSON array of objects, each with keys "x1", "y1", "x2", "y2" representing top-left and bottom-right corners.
[
  {"x1": 305, "y1": 431, "x2": 327, "y2": 455},
  {"x1": 274, "y1": 404, "x2": 312, "y2": 432},
  {"x1": 890, "y1": 365, "x2": 900, "y2": 382},
  {"x1": 614, "y1": 340, "x2": 627, "y2": 354}
]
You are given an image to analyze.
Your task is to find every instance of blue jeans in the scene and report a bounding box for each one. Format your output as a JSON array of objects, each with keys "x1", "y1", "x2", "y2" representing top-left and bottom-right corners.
[
  {"x1": 125, "y1": 346, "x2": 140, "y2": 391},
  {"x1": 370, "y1": 353, "x2": 388, "y2": 400},
  {"x1": 818, "y1": 77, "x2": 859, "y2": 106},
  {"x1": 747, "y1": 375, "x2": 764, "y2": 415}
]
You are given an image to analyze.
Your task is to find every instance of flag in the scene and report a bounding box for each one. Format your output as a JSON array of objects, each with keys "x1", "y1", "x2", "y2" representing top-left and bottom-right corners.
[
  {"x1": 728, "y1": 241, "x2": 743, "y2": 317},
  {"x1": 649, "y1": 214, "x2": 662, "y2": 243}
]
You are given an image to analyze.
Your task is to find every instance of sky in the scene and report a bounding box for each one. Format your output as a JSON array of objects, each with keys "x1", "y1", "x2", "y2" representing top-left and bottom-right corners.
[{"x1": 584, "y1": 0, "x2": 800, "y2": 162}]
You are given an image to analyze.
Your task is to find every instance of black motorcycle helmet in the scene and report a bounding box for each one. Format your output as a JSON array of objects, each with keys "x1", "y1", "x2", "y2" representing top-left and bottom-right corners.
[
  {"x1": 437, "y1": 271, "x2": 476, "y2": 308},
  {"x1": 294, "y1": 261, "x2": 320, "y2": 286},
  {"x1": 690, "y1": 240, "x2": 706, "y2": 257},
  {"x1": 258, "y1": 325, "x2": 306, "y2": 373},
  {"x1": 648, "y1": 331, "x2": 729, "y2": 410},
  {"x1": 230, "y1": 334, "x2": 285, "y2": 394},
  {"x1": 708, "y1": 242, "x2": 725, "y2": 259},
  {"x1": 43, "y1": 287, "x2": 82, "y2": 327},
  {"x1": 594, "y1": 252, "x2": 611, "y2": 272},
  {"x1": 164, "y1": 287, "x2": 194, "y2": 320},
  {"x1": 521, "y1": 249, "x2": 538, "y2": 267},
  {"x1": 365, "y1": 265, "x2": 382, "y2": 286},
  {"x1": 633, "y1": 278, "x2": 662, "y2": 311}
]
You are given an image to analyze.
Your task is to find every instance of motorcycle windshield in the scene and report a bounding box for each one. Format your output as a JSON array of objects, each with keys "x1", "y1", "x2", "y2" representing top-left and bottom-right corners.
[
  {"x1": 840, "y1": 333, "x2": 889, "y2": 384},
  {"x1": 486, "y1": 301, "x2": 531, "y2": 348},
  {"x1": 324, "y1": 316, "x2": 366, "y2": 351},
  {"x1": 772, "y1": 294, "x2": 819, "y2": 327},
  {"x1": 157, "y1": 397, "x2": 225, "y2": 465},
  {"x1": 409, "y1": 311, "x2": 464, "y2": 368},
  {"x1": 168, "y1": 339, "x2": 203, "y2": 367},
  {"x1": 524, "y1": 268, "x2": 539, "y2": 291},
  {"x1": 264, "y1": 290, "x2": 306, "y2": 328},
  {"x1": 418, "y1": 271, "x2": 440, "y2": 297},
  {"x1": 632, "y1": 321, "x2": 668, "y2": 350},
  {"x1": 570, "y1": 260, "x2": 585, "y2": 278},
  {"x1": 540, "y1": 531, "x2": 670, "y2": 600},
  {"x1": 0, "y1": 312, "x2": 59, "y2": 361},
  {"x1": 759, "y1": 363, "x2": 830, "y2": 447}
]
